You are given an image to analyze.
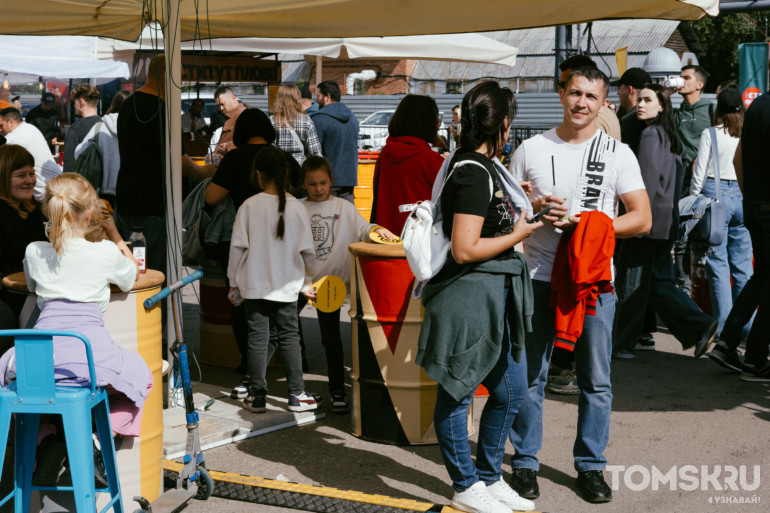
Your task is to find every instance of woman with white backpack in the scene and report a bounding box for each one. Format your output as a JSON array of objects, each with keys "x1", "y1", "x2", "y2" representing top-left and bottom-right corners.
[{"x1": 415, "y1": 81, "x2": 541, "y2": 513}]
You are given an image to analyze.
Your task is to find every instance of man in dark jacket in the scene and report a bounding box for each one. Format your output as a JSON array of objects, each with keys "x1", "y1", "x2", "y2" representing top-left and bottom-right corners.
[
  {"x1": 25, "y1": 92, "x2": 62, "y2": 154},
  {"x1": 311, "y1": 81, "x2": 359, "y2": 203}
]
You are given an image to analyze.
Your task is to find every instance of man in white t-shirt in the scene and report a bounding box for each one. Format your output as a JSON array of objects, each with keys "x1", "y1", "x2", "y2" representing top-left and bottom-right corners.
[
  {"x1": 508, "y1": 68, "x2": 651, "y2": 504},
  {"x1": 0, "y1": 107, "x2": 62, "y2": 201}
]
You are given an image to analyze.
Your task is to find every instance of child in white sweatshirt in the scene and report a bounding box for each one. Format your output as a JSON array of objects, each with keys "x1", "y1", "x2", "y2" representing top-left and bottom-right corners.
[
  {"x1": 299, "y1": 156, "x2": 395, "y2": 412},
  {"x1": 228, "y1": 147, "x2": 318, "y2": 413}
]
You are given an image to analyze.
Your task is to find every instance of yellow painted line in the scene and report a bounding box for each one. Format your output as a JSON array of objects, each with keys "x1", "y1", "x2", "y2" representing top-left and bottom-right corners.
[{"x1": 164, "y1": 459, "x2": 544, "y2": 513}]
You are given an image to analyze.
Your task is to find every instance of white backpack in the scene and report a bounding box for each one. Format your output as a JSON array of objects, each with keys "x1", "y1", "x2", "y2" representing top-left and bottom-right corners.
[{"x1": 400, "y1": 160, "x2": 493, "y2": 298}]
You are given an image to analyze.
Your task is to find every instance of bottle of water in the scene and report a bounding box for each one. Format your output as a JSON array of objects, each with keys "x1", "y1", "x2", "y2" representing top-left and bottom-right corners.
[{"x1": 129, "y1": 227, "x2": 147, "y2": 273}]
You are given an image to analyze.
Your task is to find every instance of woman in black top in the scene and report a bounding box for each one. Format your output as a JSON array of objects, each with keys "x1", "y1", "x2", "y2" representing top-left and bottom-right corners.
[
  {"x1": 0, "y1": 145, "x2": 47, "y2": 354},
  {"x1": 416, "y1": 82, "x2": 541, "y2": 513}
]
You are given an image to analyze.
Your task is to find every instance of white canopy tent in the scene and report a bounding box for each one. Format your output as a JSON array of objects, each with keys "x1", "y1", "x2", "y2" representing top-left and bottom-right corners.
[
  {"x1": 0, "y1": 36, "x2": 130, "y2": 83},
  {"x1": 128, "y1": 30, "x2": 519, "y2": 67},
  {"x1": 0, "y1": 0, "x2": 720, "y2": 332}
]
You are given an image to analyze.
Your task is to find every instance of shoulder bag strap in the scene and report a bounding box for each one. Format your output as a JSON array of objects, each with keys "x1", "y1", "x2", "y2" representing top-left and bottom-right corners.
[{"x1": 708, "y1": 127, "x2": 721, "y2": 203}]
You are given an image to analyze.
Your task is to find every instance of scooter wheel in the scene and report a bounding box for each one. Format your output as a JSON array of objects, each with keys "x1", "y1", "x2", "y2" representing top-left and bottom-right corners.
[{"x1": 195, "y1": 467, "x2": 213, "y2": 500}]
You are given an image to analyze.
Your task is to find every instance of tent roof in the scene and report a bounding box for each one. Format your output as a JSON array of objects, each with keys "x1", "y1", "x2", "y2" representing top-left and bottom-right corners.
[{"x1": 2, "y1": 1, "x2": 718, "y2": 41}]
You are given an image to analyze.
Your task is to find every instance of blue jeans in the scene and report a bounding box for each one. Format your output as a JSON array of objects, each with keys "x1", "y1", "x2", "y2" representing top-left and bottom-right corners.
[
  {"x1": 510, "y1": 279, "x2": 615, "y2": 472},
  {"x1": 700, "y1": 178, "x2": 754, "y2": 334},
  {"x1": 434, "y1": 290, "x2": 526, "y2": 492}
]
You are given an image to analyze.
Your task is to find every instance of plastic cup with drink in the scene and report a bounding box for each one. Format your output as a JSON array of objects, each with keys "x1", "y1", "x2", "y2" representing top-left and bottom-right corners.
[{"x1": 551, "y1": 185, "x2": 574, "y2": 221}]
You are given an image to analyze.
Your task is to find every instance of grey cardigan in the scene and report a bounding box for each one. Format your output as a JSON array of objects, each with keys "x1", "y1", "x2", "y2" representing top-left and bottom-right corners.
[
  {"x1": 637, "y1": 124, "x2": 683, "y2": 240},
  {"x1": 415, "y1": 254, "x2": 533, "y2": 401}
]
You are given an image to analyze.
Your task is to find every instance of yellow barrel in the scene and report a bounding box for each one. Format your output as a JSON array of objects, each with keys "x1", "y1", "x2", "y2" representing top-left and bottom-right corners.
[
  {"x1": 348, "y1": 242, "x2": 472, "y2": 445},
  {"x1": 199, "y1": 256, "x2": 241, "y2": 368},
  {"x1": 3, "y1": 270, "x2": 166, "y2": 511},
  {"x1": 354, "y1": 159, "x2": 377, "y2": 217}
]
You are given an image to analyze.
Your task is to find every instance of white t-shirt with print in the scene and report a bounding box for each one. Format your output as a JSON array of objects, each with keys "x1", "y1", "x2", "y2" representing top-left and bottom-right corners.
[
  {"x1": 510, "y1": 128, "x2": 645, "y2": 282},
  {"x1": 24, "y1": 238, "x2": 137, "y2": 313}
]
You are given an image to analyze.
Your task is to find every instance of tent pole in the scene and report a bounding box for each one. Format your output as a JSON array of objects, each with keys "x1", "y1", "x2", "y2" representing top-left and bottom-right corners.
[
  {"x1": 163, "y1": 0, "x2": 183, "y2": 361},
  {"x1": 316, "y1": 55, "x2": 322, "y2": 87}
]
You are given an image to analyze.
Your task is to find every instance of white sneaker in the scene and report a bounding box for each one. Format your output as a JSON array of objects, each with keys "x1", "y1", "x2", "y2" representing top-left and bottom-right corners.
[
  {"x1": 451, "y1": 481, "x2": 509, "y2": 513},
  {"x1": 487, "y1": 478, "x2": 536, "y2": 511}
]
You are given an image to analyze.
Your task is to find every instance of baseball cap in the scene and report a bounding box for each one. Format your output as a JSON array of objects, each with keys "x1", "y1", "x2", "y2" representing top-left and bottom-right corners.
[
  {"x1": 0, "y1": 100, "x2": 11, "y2": 110},
  {"x1": 610, "y1": 68, "x2": 651, "y2": 89},
  {"x1": 42, "y1": 92, "x2": 56, "y2": 105},
  {"x1": 717, "y1": 88, "x2": 742, "y2": 112}
]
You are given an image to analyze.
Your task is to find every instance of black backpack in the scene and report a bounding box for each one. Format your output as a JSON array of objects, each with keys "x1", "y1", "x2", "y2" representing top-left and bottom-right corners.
[{"x1": 72, "y1": 122, "x2": 104, "y2": 194}]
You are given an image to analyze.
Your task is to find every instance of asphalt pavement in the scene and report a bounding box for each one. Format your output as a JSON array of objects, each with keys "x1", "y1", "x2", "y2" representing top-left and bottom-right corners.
[{"x1": 178, "y1": 283, "x2": 769, "y2": 513}]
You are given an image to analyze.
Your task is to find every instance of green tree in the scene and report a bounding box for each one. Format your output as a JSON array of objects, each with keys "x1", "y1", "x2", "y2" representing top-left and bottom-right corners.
[{"x1": 691, "y1": 12, "x2": 769, "y2": 92}]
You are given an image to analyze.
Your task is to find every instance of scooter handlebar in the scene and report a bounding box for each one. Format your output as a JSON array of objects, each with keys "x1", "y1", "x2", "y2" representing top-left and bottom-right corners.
[{"x1": 144, "y1": 269, "x2": 204, "y2": 308}]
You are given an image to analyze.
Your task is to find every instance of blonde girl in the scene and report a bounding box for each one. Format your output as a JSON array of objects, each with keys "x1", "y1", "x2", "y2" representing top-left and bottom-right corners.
[
  {"x1": 271, "y1": 84, "x2": 322, "y2": 165},
  {"x1": 0, "y1": 173, "x2": 152, "y2": 438},
  {"x1": 228, "y1": 147, "x2": 318, "y2": 413}
]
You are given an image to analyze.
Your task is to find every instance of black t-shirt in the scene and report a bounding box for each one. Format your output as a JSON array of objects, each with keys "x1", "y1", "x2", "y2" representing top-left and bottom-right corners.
[
  {"x1": 211, "y1": 143, "x2": 302, "y2": 210},
  {"x1": 63, "y1": 115, "x2": 101, "y2": 172},
  {"x1": 741, "y1": 92, "x2": 770, "y2": 203},
  {"x1": 211, "y1": 144, "x2": 267, "y2": 210},
  {"x1": 25, "y1": 106, "x2": 61, "y2": 149},
  {"x1": 116, "y1": 92, "x2": 166, "y2": 216},
  {"x1": 440, "y1": 152, "x2": 514, "y2": 239}
]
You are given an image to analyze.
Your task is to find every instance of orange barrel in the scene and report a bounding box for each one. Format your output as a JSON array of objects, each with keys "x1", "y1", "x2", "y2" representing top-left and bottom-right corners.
[
  {"x1": 3, "y1": 270, "x2": 166, "y2": 511},
  {"x1": 348, "y1": 242, "x2": 472, "y2": 445},
  {"x1": 199, "y1": 256, "x2": 241, "y2": 367},
  {"x1": 690, "y1": 259, "x2": 712, "y2": 315}
]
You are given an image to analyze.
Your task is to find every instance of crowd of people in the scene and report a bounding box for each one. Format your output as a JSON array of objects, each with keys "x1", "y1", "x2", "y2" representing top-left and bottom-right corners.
[{"x1": 0, "y1": 52, "x2": 767, "y2": 512}]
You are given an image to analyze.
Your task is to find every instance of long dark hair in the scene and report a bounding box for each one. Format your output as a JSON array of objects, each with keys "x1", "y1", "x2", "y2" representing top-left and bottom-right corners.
[
  {"x1": 105, "y1": 90, "x2": 132, "y2": 115},
  {"x1": 388, "y1": 94, "x2": 440, "y2": 146},
  {"x1": 251, "y1": 147, "x2": 289, "y2": 239},
  {"x1": 459, "y1": 81, "x2": 516, "y2": 158},
  {"x1": 234, "y1": 108, "x2": 275, "y2": 147},
  {"x1": 641, "y1": 83, "x2": 682, "y2": 155}
]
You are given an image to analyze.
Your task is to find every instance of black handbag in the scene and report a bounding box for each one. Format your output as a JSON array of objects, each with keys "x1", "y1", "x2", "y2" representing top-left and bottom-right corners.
[{"x1": 687, "y1": 127, "x2": 727, "y2": 246}]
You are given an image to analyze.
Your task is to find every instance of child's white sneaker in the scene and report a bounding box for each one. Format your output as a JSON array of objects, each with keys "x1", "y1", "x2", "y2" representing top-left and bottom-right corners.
[
  {"x1": 287, "y1": 392, "x2": 319, "y2": 412},
  {"x1": 451, "y1": 481, "x2": 509, "y2": 513},
  {"x1": 486, "y1": 478, "x2": 536, "y2": 511}
]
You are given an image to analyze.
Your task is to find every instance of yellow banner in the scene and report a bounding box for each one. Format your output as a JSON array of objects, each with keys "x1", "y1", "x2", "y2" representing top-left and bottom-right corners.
[{"x1": 615, "y1": 47, "x2": 628, "y2": 76}]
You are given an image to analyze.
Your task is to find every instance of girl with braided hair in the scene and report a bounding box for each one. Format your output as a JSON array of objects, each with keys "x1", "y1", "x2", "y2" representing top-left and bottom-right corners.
[{"x1": 227, "y1": 146, "x2": 320, "y2": 413}]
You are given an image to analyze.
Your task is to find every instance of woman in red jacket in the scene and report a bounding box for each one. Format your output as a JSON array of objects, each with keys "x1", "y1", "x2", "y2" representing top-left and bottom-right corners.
[{"x1": 371, "y1": 95, "x2": 445, "y2": 233}]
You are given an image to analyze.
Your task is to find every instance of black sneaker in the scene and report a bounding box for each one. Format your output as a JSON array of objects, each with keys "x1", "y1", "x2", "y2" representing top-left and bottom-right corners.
[
  {"x1": 576, "y1": 470, "x2": 612, "y2": 503},
  {"x1": 331, "y1": 390, "x2": 349, "y2": 413},
  {"x1": 243, "y1": 395, "x2": 267, "y2": 413},
  {"x1": 635, "y1": 333, "x2": 655, "y2": 351},
  {"x1": 707, "y1": 342, "x2": 744, "y2": 373},
  {"x1": 231, "y1": 376, "x2": 249, "y2": 399},
  {"x1": 740, "y1": 361, "x2": 770, "y2": 382},
  {"x1": 509, "y1": 467, "x2": 539, "y2": 500}
]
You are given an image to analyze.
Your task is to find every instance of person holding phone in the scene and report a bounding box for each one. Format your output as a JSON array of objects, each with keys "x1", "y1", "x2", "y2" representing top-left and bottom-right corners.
[
  {"x1": 416, "y1": 81, "x2": 540, "y2": 513},
  {"x1": 508, "y1": 67, "x2": 651, "y2": 504}
]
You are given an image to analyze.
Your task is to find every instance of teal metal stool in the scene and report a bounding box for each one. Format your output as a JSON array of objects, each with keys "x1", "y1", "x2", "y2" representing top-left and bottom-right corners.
[{"x1": 0, "y1": 329, "x2": 123, "y2": 512}]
